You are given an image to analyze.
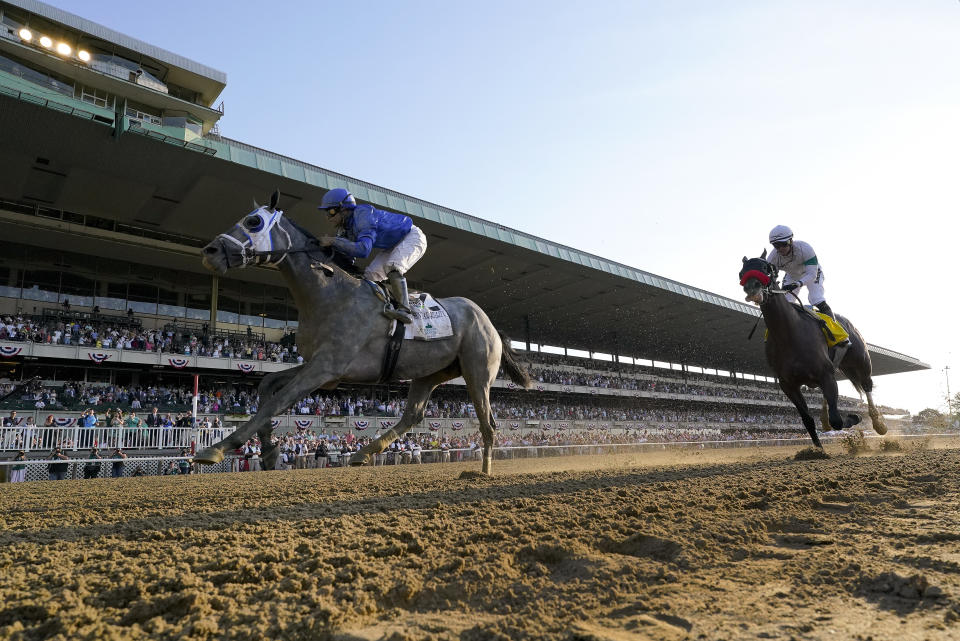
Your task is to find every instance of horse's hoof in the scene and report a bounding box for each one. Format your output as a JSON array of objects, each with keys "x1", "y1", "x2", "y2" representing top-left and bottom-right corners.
[
  {"x1": 873, "y1": 422, "x2": 888, "y2": 436},
  {"x1": 844, "y1": 413, "x2": 862, "y2": 429},
  {"x1": 193, "y1": 447, "x2": 224, "y2": 465},
  {"x1": 349, "y1": 454, "x2": 369, "y2": 467}
]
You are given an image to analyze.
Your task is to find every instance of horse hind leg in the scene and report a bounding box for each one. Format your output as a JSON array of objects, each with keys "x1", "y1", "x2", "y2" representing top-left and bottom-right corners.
[
  {"x1": 461, "y1": 366, "x2": 497, "y2": 476},
  {"x1": 350, "y1": 367, "x2": 456, "y2": 466},
  {"x1": 258, "y1": 426, "x2": 279, "y2": 470},
  {"x1": 866, "y1": 390, "x2": 887, "y2": 435}
]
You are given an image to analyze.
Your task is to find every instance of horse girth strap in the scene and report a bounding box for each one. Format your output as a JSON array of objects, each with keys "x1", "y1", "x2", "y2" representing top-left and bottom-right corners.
[{"x1": 378, "y1": 321, "x2": 406, "y2": 384}]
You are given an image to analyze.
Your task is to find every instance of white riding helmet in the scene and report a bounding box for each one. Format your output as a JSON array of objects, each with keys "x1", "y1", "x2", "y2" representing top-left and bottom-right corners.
[{"x1": 769, "y1": 225, "x2": 793, "y2": 244}]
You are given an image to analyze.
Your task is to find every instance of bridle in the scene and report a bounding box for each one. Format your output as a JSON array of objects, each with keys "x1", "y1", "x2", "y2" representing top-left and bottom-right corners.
[
  {"x1": 740, "y1": 258, "x2": 802, "y2": 339},
  {"x1": 215, "y1": 206, "x2": 294, "y2": 269},
  {"x1": 739, "y1": 261, "x2": 799, "y2": 305},
  {"x1": 215, "y1": 207, "x2": 340, "y2": 271}
]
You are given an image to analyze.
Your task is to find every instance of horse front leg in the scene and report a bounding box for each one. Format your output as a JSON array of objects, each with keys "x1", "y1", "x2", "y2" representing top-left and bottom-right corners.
[
  {"x1": 194, "y1": 364, "x2": 335, "y2": 465},
  {"x1": 819, "y1": 377, "x2": 848, "y2": 430},
  {"x1": 781, "y1": 383, "x2": 822, "y2": 448}
]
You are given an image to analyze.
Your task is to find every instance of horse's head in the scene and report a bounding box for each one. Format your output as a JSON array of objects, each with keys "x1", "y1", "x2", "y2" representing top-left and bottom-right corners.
[
  {"x1": 201, "y1": 190, "x2": 294, "y2": 274},
  {"x1": 739, "y1": 251, "x2": 778, "y2": 304}
]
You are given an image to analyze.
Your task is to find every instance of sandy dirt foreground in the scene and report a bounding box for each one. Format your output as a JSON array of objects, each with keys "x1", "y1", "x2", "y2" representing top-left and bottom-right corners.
[{"x1": 2, "y1": 443, "x2": 960, "y2": 641}]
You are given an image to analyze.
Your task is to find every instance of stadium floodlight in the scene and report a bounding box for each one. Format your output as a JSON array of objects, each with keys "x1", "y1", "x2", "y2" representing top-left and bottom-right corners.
[
  {"x1": 18, "y1": 28, "x2": 32, "y2": 41},
  {"x1": 39, "y1": 35, "x2": 52, "y2": 48},
  {"x1": 56, "y1": 42, "x2": 71, "y2": 56},
  {"x1": 78, "y1": 50, "x2": 91, "y2": 62}
]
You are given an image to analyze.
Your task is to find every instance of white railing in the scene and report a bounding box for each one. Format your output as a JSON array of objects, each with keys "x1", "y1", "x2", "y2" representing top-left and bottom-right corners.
[
  {"x1": 0, "y1": 427, "x2": 235, "y2": 452},
  {"x1": 1, "y1": 433, "x2": 946, "y2": 483}
]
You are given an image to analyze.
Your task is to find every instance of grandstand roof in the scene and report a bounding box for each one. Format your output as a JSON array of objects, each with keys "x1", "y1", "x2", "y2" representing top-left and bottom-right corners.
[{"x1": 0, "y1": 80, "x2": 929, "y2": 379}]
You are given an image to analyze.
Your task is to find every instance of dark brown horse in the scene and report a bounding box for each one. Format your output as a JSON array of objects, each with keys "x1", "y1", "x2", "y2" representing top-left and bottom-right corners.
[{"x1": 740, "y1": 254, "x2": 886, "y2": 448}]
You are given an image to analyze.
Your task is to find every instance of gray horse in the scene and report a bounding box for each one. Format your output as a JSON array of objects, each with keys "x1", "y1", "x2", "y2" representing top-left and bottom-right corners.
[{"x1": 195, "y1": 191, "x2": 531, "y2": 474}]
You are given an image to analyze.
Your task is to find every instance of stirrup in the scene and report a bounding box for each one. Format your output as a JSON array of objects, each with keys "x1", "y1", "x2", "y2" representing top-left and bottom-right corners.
[{"x1": 382, "y1": 303, "x2": 412, "y2": 324}]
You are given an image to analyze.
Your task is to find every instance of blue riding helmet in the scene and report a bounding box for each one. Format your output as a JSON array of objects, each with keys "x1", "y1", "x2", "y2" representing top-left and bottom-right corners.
[{"x1": 319, "y1": 188, "x2": 356, "y2": 211}]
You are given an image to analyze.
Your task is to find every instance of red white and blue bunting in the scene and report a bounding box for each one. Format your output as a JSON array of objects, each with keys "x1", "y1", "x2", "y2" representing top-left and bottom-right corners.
[
  {"x1": 428, "y1": 421, "x2": 441, "y2": 431},
  {"x1": 536, "y1": 385, "x2": 545, "y2": 391},
  {"x1": 354, "y1": 420, "x2": 369, "y2": 430},
  {"x1": 87, "y1": 352, "x2": 112, "y2": 363},
  {"x1": 0, "y1": 346, "x2": 23, "y2": 358},
  {"x1": 542, "y1": 423, "x2": 552, "y2": 430},
  {"x1": 236, "y1": 363, "x2": 256, "y2": 373},
  {"x1": 270, "y1": 419, "x2": 281, "y2": 428},
  {"x1": 558, "y1": 423, "x2": 568, "y2": 431},
  {"x1": 167, "y1": 358, "x2": 190, "y2": 369},
  {"x1": 54, "y1": 417, "x2": 77, "y2": 427},
  {"x1": 380, "y1": 420, "x2": 395, "y2": 429},
  {"x1": 509, "y1": 422, "x2": 520, "y2": 431},
  {"x1": 295, "y1": 419, "x2": 313, "y2": 429},
  {"x1": 451, "y1": 421, "x2": 464, "y2": 431}
]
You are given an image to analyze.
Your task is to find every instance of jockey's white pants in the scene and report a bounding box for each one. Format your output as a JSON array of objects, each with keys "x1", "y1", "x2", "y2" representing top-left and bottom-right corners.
[
  {"x1": 785, "y1": 270, "x2": 826, "y2": 306},
  {"x1": 364, "y1": 225, "x2": 427, "y2": 282}
]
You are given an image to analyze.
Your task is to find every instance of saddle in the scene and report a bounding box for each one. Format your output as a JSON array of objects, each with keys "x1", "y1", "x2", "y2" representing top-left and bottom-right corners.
[
  {"x1": 800, "y1": 306, "x2": 851, "y2": 369},
  {"x1": 804, "y1": 308, "x2": 849, "y2": 347},
  {"x1": 765, "y1": 306, "x2": 851, "y2": 368}
]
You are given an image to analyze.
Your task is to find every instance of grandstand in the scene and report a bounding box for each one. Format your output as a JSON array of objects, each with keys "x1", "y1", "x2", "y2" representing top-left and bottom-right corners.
[{"x1": 0, "y1": 0, "x2": 927, "y2": 459}]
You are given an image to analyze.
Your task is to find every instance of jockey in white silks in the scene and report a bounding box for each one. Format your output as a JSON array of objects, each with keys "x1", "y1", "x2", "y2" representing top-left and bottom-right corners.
[
  {"x1": 317, "y1": 188, "x2": 427, "y2": 324},
  {"x1": 766, "y1": 224, "x2": 838, "y2": 320}
]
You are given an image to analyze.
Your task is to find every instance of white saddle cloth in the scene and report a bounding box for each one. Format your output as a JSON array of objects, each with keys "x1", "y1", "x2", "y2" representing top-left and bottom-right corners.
[{"x1": 403, "y1": 293, "x2": 453, "y2": 340}]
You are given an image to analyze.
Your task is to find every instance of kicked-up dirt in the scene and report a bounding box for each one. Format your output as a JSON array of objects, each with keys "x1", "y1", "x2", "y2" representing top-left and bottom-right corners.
[{"x1": 2, "y1": 441, "x2": 960, "y2": 640}]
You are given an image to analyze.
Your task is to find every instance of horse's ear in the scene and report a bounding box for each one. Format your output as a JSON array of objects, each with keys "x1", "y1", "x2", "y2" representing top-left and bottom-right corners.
[
  {"x1": 742, "y1": 256, "x2": 747, "y2": 263},
  {"x1": 760, "y1": 248, "x2": 768, "y2": 260},
  {"x1": 268, "y1": 189, "x2": 280, "y2": 212},
  {"x1": 252, "y1": 198, "x2": 260, "y2": 210}
]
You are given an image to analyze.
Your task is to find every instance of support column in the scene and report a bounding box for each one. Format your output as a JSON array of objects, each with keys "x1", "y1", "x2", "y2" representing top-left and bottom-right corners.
[
  {"x1": 210, "y1": 275, "x2": 218, "y2": 332},
  {"x1": 524, "y1": 315, "x2": 531, "y2": 352}
]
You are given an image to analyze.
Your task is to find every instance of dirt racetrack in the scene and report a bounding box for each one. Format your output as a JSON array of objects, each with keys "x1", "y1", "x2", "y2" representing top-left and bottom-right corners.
[{"x1": 3, "y1": 441, "x2": 960, "y2": 641}]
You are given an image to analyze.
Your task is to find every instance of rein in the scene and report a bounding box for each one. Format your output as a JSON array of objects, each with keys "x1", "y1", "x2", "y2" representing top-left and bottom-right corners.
[{"x1": 746, "y1": 284, "x2": 803, "y2": 340}]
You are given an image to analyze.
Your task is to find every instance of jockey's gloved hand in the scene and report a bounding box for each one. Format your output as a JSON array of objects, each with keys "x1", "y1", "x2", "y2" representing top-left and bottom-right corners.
[{"x1": 782, "y1": 282, "x2": 800, "y2": 292}]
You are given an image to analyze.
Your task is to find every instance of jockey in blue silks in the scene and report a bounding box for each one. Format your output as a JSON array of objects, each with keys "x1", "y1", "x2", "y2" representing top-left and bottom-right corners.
[{"x1": 318, "y1": 188, "x2": 427, "y2": 324}]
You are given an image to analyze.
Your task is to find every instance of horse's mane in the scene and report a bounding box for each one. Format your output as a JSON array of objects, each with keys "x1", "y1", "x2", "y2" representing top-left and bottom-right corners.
[{"x1": 285, "y1": 217, "x2": 364, "y2": 278}]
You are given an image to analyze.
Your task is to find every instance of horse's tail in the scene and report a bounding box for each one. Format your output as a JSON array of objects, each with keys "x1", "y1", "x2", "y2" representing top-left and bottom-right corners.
[{"x1": 498, "y1": 331, "x2": 532, "y2": 389}]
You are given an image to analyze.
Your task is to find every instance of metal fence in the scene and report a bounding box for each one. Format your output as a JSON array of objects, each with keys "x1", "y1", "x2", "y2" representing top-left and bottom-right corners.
[
  {"x1": 3, "y1": 432, "x2": 945, "y2": 483},
  {"x1": 0, "y1": 427, "x2": 236, "y2": 452},
  {"x1": 0, "y1": 455, "x2": 233, "y2": 482}
]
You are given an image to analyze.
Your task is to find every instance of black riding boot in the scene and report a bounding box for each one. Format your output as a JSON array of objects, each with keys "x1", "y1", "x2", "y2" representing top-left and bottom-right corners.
[
  {"x1": 385, "y1": 270, "x2": 413, "y2": 324},
  {"x1": 815, "y1": 300, "x2": 835, "y2": 319}
]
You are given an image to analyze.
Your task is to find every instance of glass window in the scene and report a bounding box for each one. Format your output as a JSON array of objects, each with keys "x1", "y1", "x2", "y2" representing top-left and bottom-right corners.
[
  {"x1": 0, "y1": 264, "x2": 20, "y2": 299},
  {"x1": 60, "y1": 271, "x2": 96, "y2": 307},
  {"x1": 216, "y1": 280, "x2": 242, "y2": 325},
  {"x1": 21, "y1": 269, "x2": 59, "y2": 302},
  {"x1": 128, "y1": 282, "x2": 157, "y2": 314}
]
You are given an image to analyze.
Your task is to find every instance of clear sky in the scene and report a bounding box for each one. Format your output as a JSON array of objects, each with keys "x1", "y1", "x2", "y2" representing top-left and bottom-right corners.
[{"x1": 66, "y1": 1, "x2": 959, "y2": 414}]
